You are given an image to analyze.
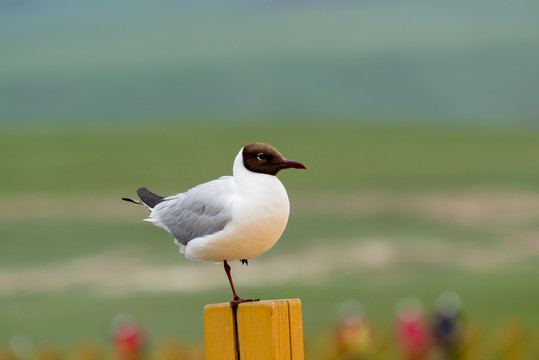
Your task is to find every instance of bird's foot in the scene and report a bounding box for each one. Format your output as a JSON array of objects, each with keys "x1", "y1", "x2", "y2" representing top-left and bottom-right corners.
[
  {"x1": 230, "y1": 297, "x2": 260, "y2": 308},
  {"x1": 240, "y1": 259, "x2": 248, "y2": 265}
]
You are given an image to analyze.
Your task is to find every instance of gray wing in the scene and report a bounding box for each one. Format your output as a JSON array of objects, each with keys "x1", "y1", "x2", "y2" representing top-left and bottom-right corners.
[{"x1": 151, "y1": 176, "x2": 235, "y2": 245}]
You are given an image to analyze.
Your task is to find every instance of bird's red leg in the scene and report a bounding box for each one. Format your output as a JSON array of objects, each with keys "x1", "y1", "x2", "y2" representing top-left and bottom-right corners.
[
  {"x1": 223, "y1": 260, "x2": 240, "y2": 299},
  {"x1": 223, "y1": 260, "x2": 259, "y2": 307}
]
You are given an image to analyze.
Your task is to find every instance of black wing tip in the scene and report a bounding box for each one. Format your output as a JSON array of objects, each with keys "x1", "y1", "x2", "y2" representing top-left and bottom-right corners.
[
  {"x1": 136, "y1": 187, "x2": 152, "y2": 198},
  {"x1": 136, "y1": 187, "x2": 165, "y2": 208}
]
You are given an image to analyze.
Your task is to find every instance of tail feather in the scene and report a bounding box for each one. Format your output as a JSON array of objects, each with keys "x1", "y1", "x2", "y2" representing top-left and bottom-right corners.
[{"x1": 122, "y1": 197, "x2": 142, "y2": 205}]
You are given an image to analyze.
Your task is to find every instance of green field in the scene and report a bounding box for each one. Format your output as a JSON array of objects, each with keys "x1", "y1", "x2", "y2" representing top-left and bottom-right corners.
[{"x1": 1, "y1": 123, "x2": 538, "y2": 355}]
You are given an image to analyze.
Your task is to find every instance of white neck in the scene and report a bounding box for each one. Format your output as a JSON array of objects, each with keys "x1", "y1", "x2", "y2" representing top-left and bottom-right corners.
[{"x1": 232, "y1": 147, "x2": 247, "y2": 177}]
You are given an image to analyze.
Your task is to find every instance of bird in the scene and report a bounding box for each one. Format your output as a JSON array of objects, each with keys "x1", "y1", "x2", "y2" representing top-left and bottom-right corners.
[{"x1": 122, "y1": 142, "x2": 306, "y2": 306}]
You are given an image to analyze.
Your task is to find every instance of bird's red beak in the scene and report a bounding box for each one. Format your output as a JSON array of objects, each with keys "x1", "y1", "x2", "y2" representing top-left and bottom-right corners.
[{"x1": 278, "y1": 159, "x2": 306, "y2": 170}]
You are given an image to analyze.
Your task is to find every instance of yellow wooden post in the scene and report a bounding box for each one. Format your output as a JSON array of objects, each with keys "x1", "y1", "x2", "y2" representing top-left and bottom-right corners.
[
  {"x1": 204, "y1": 299, "x2": 304, "y2": 360},
  {"x1": 286, "y1": 299, "x2": 305, "y2": 359},
  {"x1": 204, "y1": 303, "x2": 238, "y2": 360}
]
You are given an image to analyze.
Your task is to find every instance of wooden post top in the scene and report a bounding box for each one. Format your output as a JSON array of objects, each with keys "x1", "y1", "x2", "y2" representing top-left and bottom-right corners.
[{"x1": 204, "y1": 299, "x2": 304, "y2": 360}]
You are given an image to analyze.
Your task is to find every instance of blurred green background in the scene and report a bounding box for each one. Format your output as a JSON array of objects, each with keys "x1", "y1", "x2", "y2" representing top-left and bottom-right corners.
[{"x1": 1, "y1": 0, "x2": 538, "y2": 358}]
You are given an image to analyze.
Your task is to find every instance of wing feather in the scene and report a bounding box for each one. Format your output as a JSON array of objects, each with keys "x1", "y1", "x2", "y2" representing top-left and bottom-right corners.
[{"x1": 149, "y1": 176, "x2": 235, "y2": 245}]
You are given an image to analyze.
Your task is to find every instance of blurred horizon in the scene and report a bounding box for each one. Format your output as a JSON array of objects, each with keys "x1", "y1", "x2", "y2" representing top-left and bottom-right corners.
[{"x1": 2, "y1": 0, "x2": 539, "y2": 125}]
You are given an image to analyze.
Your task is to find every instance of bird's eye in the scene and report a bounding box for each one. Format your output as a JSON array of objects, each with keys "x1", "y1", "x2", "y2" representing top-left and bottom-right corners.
[{"x1": 257, "y1": 153, "x2": 267, "y2": 161}]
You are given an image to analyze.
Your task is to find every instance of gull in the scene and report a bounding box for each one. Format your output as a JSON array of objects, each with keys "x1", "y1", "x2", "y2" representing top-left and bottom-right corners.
[{"x1": 123, "y1": 143, "x2": 306, "y2": 306}]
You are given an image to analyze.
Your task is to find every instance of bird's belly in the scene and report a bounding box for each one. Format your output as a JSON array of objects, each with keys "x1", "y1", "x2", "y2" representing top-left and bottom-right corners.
[{"x1": 184, "y1": 192, "x2": 290, "y2": 262}]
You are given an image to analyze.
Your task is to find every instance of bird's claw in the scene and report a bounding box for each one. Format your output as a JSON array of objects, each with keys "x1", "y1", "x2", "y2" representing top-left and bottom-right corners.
[{"x1": 230, "y1": 297, "x2": 260, "y2": 308}]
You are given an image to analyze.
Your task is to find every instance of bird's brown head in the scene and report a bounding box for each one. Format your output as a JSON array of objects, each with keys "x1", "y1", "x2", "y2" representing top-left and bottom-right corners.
[{"x1": 242, "y1": 143, "x2": 306, "y2": 176}]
